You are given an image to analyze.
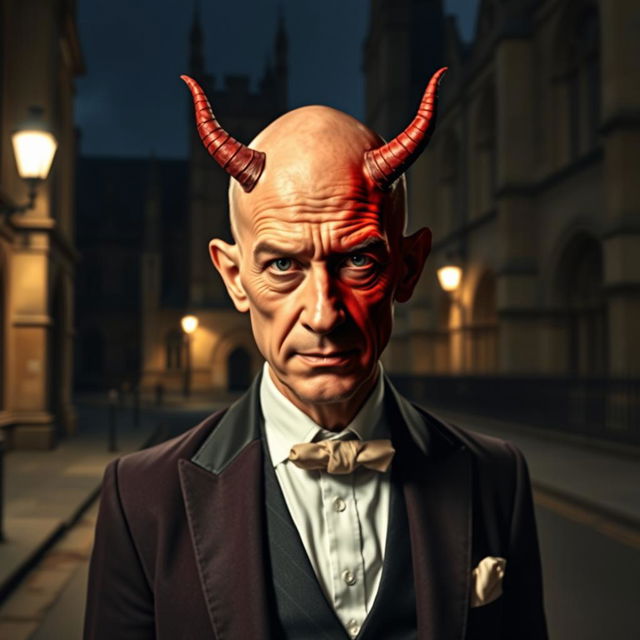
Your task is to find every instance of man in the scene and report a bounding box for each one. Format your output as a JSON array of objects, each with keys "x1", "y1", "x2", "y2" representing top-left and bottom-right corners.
[{"x1": 84, "y1": 68, "x2": 547, "y2": 639}]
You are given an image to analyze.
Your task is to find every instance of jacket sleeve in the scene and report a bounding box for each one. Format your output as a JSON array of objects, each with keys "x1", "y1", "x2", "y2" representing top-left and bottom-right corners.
[
  {"x1": 84, "y1": 458, "x2": 155, "y2": 640},
  {"x1": 500, "y1": 443, "x2": 548, "y2": 640}
]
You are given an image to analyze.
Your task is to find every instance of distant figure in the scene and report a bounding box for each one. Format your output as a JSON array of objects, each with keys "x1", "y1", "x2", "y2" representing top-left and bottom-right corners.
[{"x1": 84, "y1": 68, "x2": 547, "y2": 639}]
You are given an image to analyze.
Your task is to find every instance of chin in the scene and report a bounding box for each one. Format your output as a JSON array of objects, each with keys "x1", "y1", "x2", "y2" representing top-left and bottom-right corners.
[{"x1": 285, "y1": 369, "x2": 374, "y2": 406}]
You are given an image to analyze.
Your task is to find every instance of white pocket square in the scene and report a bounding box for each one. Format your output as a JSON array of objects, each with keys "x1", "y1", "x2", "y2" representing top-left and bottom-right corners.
[{"x1": 470, "y1": 556, "x2": 506, "y2": 607}]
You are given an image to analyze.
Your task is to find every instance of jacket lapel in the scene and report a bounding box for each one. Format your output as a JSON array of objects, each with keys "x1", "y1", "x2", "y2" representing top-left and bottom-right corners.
[
  {"x1": 388, "y1": 381, "x2": 473, "y2": 640},
  {"x1": 179, "y1": 375, "x2": 272, "y2": 640},
  {"x1": 179, "y1": 371, "x2": 473, "y2": 640}
]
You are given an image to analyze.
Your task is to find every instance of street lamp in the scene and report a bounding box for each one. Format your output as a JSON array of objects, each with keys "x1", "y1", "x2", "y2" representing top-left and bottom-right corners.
[
  {"x1": 181, "y1": 315, "x2": 199, "y2": 397},
  {"x1": 437, "y1": 265, "x2": 462, "y2": 292},
  {"x1": 2, "y1": 106, "x2": 58, "y2": 215},
  {"x1": 437, "y1": 262, "x2": 466, "y2": 372}
]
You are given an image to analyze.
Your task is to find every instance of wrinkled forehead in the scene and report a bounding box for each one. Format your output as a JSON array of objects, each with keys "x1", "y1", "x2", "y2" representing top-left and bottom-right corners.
[{"x1": 229, "y1": 105, "x2": 405, "y2": 244}]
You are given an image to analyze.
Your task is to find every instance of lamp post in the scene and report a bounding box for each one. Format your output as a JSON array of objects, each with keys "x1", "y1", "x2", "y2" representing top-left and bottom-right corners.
[
  {"x1": 1, "y1": 106, "x2": 58, "y2": 215},
  {"x1": 181, "y1": 315, "x2": 199, "y2": 398},
  {"x1": 437, "y1": 263, "x2": 466, "y2": 373}
]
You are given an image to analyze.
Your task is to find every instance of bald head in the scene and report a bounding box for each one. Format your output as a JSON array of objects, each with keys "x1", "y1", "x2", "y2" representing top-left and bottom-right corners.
[
  {"x1": 228, "y1": 105, "x2": 407, "y2": 246},
  {"x1": 207, "y1": 102, "x2": 432, "y2": 427}
]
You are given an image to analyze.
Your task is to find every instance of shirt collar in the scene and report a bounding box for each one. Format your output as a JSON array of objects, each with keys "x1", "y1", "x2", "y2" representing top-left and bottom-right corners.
[{"x1": 260, "y1": 361, "x2": 388, "y2": 468}]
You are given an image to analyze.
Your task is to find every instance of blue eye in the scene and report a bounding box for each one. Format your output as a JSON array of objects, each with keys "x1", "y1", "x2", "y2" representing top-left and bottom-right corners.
[
  {"x1": 272, "y1": 258, "x2": 292, "y2": 271},
  {"x1": 349, "y1": 254, "x2": 370, "y2": 267}
]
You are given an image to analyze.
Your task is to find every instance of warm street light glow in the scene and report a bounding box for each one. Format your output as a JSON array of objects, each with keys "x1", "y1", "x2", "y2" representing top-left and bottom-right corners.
[
  {"x1": 11, "y1": 130, "x2": 57, "y2": 180},
  {"x1": 181, "y1": 315, "x2": 199, "y2": 334},
  {"x1": 437, "y1": 265, "x2": 462, "y2": 292},
  {"x1": 11, "y1": 106, "x2": 57, "y2": 181}
]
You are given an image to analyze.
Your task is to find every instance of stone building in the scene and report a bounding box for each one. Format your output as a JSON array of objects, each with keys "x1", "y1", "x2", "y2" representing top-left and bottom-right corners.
[
  {"x1": 75, "y1": 9, "x2": 288, "y2": 396},
  {"x1": 139, "y1": 9, "x2": 288, "y2": 395},
  {"x1": 0, "y1": 0, "x2": 84, "y2": 448},
  {"x1": 364, "y1": 0, "x2": 640, "y2": 442}
]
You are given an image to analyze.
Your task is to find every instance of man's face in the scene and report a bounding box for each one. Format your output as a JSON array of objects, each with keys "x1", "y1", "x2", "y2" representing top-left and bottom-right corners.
[{"x1": 210, "y1": 107, "x2": 430, "y2": 413}]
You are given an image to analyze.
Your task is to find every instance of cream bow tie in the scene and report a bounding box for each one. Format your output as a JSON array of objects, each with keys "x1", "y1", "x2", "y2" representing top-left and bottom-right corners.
[{"x1": 288, "y1": 439, "x2": 395, "y2": 474}]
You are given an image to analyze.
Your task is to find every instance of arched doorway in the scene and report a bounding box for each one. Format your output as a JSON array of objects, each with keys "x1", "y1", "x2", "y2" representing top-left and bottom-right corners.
[
  {"x1": 227, "y1": 346, "x2": 251, "y2": 391},
  {"x1": 556, "y1": 233, "x2": 606, "y2": 376},
  {"x1": 470, "y1": 271, "x2": 498, "y2": 373}
]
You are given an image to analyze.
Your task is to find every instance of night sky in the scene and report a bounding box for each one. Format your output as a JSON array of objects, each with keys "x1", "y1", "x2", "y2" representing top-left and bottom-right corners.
[{"x1": 75, "y1": 0, "x2": 478, "y2": 159}]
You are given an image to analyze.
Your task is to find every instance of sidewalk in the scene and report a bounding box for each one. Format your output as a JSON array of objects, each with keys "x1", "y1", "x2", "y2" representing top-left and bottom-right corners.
[
  {"x1": 435, "y1": 408, "x2": 640, "y2": 528},
  {"x1": 0, "y1": 401, "x2": 162, "y2": 602},
  {"x1": 1, "y1": 397, "x2": 638, "y2": 609}
]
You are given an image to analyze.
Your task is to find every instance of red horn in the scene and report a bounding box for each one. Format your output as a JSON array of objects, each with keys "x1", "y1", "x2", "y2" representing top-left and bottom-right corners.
[
  {"x1": 364, "y1": 67, "x2": 447, "y2": 191},
  {"x1": 181, "y1": 75, "x2": 266, "y2": 193}
]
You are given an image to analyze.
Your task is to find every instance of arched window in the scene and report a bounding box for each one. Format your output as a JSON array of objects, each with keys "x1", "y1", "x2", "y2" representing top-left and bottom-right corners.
[
  {"x1": 470, "y1": 271, "x2": 498, "y2": 373},
  {"x1": 166, "y1": 329, "x2": 183, "y2": 370},
  {"x1": 473, "y1": 85, "x2": 497, "y2": 217},
  {"x1": 438, "y1": 129, "x2": 461, "y2": 235},
  {"x1": 556, "y1": 233, "x2": 606, "y2": 376},
  {"x1": 556, "y1": 3, "x2": 601, "y2": 161}
]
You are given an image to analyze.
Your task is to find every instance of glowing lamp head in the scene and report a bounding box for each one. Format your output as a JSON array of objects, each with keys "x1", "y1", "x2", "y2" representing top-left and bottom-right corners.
[
  {"x1": 181, "y1": 315, "x2": 199, "y2": 334},
  {"x1": 11, "y1": 107, "x2": 57, "y2": 180},
  {"x1": 437, "y1": 265, "x2": 462, "y2": 292}
]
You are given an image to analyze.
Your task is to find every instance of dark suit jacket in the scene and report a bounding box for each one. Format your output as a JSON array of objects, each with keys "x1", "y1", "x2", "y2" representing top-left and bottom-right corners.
[{"x1": 84, "y1": 373, "x2": 547, "y2": 639}]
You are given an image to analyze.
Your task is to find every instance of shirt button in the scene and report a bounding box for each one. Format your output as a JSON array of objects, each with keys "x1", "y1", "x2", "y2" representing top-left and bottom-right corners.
[
  {"x1": 334, "y1": 497, "x2": 346, "y2": 512},
  {"x1": 347, "y1": 619, "x2": 360, "y2": 637},
  {"x1": 342, "y1": 569, "x2": 357, "y2": 586}
]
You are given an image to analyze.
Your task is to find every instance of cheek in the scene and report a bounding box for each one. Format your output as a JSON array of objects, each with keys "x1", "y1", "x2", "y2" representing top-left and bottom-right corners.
[
  {"x1": 339, "y1": 275, "x2": 395, "y2": 345},
  {"x1": 244, "y1": 277, "x2": 299, "y2": 354}
]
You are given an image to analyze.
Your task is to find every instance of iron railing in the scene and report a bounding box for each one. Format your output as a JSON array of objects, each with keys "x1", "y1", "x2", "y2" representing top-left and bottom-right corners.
[{"x1": 390, "y1": 375, "x2": 640, "y2": 446}]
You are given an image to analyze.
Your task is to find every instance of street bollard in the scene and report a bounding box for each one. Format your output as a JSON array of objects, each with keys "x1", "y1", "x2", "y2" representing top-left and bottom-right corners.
[
  {"x1": 108, "y1": 388, "x2": 119, "y2": 452},
  {"x1": 0, "y1": 430, "x2": 5, "y2": 543}
]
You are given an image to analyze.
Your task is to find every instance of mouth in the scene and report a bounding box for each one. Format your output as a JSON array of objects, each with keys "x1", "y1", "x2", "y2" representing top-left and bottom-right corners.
[{"x1": 295, "y1": 350, "x2": 358, "y2": 367}]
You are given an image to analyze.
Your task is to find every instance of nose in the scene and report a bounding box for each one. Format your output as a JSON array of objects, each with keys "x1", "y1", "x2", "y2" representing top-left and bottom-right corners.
[{"x1": 300, "y1": 265, "x2": 345, "y2": 335}]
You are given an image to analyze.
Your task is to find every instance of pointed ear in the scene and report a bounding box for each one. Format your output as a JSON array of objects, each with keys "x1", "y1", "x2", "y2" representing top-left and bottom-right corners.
[
  {"x1": 209, "y1": 239, "x2": 249, "y2": 313},
  {"x1": 394, "y1": 227, "x2": 432, "y2": 303}
]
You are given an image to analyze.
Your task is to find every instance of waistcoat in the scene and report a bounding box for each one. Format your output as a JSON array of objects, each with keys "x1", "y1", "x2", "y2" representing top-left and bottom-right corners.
[{"x1": 263, "y1": 443, "x2": 418, "y2": 640}]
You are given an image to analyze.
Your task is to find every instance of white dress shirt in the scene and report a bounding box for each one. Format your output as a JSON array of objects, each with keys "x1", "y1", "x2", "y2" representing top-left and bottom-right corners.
[{"x1": 260, "y1": 362, "x2": 391, "y2": 638}]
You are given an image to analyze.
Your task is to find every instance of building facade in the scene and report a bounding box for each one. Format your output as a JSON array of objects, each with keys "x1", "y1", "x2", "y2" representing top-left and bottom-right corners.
[
  {"x1": 138, "y1": 9, "x2": 288, "y2": 396},
  {"x1": 364, "y1": 0, "x2": 640, "y2": 442},
  {"x1": 76, "y1": 9, "x2": 288, "y2": 397},
  {"x1": 0, "y1": 0, "x2": 84, "y2": 448}
]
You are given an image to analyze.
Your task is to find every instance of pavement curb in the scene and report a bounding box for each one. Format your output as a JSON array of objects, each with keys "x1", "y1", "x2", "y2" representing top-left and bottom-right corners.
[{"x1": 0, "y1": 425, "x2": 164, "y2": 604}]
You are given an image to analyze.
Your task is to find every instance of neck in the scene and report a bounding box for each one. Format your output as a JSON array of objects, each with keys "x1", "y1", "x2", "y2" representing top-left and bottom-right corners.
[{"x1": 268, "y1": 366, "x2": 380, "y2": 431}]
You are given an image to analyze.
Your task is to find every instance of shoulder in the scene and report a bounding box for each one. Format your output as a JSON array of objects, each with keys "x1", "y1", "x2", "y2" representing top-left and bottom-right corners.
[
  {"x1": 105, "y1": 408, "x2": 228, "y2": 510},
  {"x1": 410, "y1": 402, "x2": 530, "y2": 497}
]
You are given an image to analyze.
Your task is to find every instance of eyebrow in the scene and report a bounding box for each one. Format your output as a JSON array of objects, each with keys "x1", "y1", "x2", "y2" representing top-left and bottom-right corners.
[
  {"x1": 252, "y1": 235, "x2": 389, "y2": 261},
  {"x1": 253, "y1": 241, "x2": 301, "y2": 259},
  {"x1": 343, "y1": 236, "x2": 388, "y2": 253}
]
